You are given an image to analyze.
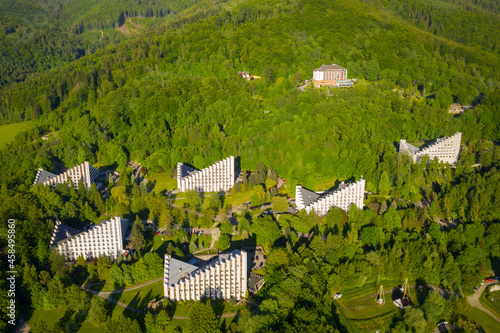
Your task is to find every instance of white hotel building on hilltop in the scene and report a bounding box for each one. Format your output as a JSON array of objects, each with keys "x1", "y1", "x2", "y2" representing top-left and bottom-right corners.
[
  {"x1": 164, "y1": 250, "x2": 247, "y2": 301},
  {"x1": 399, "y1": 132, "x2": 461, "y2": 164},
  {"x1": 33, "y1": 161, "x2": 99, "y2": 190},
  {"x1": 296, "y1": 178, "x2": 365, "y2": 216},
  {"x1": 177, "y1": 156, "x2": 238, "y2": 192},
  {"x1": 50, "y1": 216, "x2": 129, "y2": 261}
]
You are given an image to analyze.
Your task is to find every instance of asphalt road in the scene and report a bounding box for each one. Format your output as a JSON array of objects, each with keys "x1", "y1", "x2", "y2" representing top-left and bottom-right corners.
[{"x1": 467, "y1": 281, "x2": 500, "y2": 323}]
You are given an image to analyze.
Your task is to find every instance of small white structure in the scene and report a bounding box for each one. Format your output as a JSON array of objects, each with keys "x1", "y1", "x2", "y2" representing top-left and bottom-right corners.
[
  {"x1": 50, "y1": 216, "x2": 129, "y2": 261},
  {"x1": 295, "y1": 177, "x2": 365, "y2": 216},
  {"x1": 33, "y1": 161, "x2": 99, "y2": 190},
  {"x1": 177, "y1": 156, "x2": 238, "y2": 192},
  {"x1": 334, "y1": 293, "x2": 342, "y2": 300},
  {"x1": 399, "y1": 132, "x2": 461, "y2": 165},
  {"x1": 164, "y1": 250, "x2": 247, "y2": 301}
]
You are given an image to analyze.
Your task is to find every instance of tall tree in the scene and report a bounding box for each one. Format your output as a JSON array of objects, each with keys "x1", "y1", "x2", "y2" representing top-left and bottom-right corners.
[{"x1": 188, "y1": 300, "x2": 218, "y2": 333}]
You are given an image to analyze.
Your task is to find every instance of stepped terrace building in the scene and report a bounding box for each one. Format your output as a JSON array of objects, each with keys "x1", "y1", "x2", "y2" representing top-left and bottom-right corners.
[
  {"x1": 399, "y1": 132, "x2": 461, "y2": 164},
  {"x1": 313, "y1": 64, "x2": 348, "y2": 88},
  {"x1": 177, "y1": 156, "x2": 238, "y2": 192},
  {"x1": 296, "y1": 178, "x2": 365, "y2": 216},
  {"x1": 164, "y1": 250, "x2": 247, "y2": 301},
  {"x1": 49, "y1": 217, "x2": 129, "y2": 261},
  {"x1": 33, "y1": 161, "x2": 99, "y2": 190}
]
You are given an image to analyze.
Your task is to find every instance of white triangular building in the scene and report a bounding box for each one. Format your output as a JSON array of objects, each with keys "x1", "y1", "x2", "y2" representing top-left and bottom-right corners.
[
  {"x1": 164, "y1": 250, "x2": 247, "y2": 301},
  {"x1": 49, "y1": 216, "x2": 129, "y2": 261},
  {"x1": 177, "y1": 156, "x2": 237, "y2": 192},
  {"x1": 399, "y1": 132, "x2": 461, "y2": 164},
  {"x1": 33, "y1": 161, "x2": 99, "y2": 190},
  {"x1": 296, "y1": 177, "x2": 365, "y2": 216}
]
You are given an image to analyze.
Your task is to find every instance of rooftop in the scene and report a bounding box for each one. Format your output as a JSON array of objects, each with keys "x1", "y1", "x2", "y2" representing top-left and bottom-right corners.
[
  {"x1": 297, "y1": 186, "x2": 320, "y2": 206},
  {"x1": 34, "y1": 169, "x2": 57, "y2": 184},
  {"x1": 165, "y1": 249, "x2": 246, "y2": 286},
  {"x1": 314, "y1": 64, "x2": 346, "y2": 71},
  {"x1": 165, "y1": 256, "x2": 199, "y2": 286},
  {"x1": 50, "y1": 221, "x2": 82, "y2": 245}
]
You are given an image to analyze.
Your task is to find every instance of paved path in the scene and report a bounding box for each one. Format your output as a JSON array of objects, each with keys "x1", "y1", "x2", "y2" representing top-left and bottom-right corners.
[
  {"x1": 467, "y1": 281, "x2": 500, "y2": 323},
  {"x1": 82, "y1": 276, "x2": 164, "y2": 296},
  {"x1": 82, "y1": 287, "x2": 147, "y2": 315},
  {"x1": 79, "y1": 277, "x2": 164, "y2": 315}
]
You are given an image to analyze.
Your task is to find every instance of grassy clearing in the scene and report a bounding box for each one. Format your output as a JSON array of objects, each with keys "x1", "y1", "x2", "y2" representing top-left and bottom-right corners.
[
  {"x1": 143, "y1": 234, "x2": 177, "y2": 258},
  {"x1": 194, "y1": 249, "x2": 219, "y2": 255},
  {"x1": 407, "y1": 140, "x2": 426, "y2": 147},
  {"x1": 168, "y1": 316, "x2": 238, "y2": 332},
  {"x1": 108, "y1": 280, "x2": 164, "y2": 311},
  {"x1": 28, "y1": 306, "x2": 100, "y2": 333},
  {"x1": 465, "y1": 307, "x2": 500, "y2": 333},
  {"x1": 171, "y1": 300, "x2": 245, "y2": 318},
  {"x1": 0, "y1": 120, "x2": 36, "y2": 149},
  {"x1": 312, "y1": 177, "x2": 339, "y2": 191},
  {"x1": 338, "y1": 280, "x2": 419, "y2": 320},
  {"x1": 226, "y1": 191, "x2": 253, "y2": 207},
  {"x1": 148, "y1": 173, "x2": 177, "y2": 194},
  {"x1": 479, "y1": 287, "x2": 500, "y2": 318},
  {"x1": 348, "y1": 312, "x2": 395, "y2": 333}
]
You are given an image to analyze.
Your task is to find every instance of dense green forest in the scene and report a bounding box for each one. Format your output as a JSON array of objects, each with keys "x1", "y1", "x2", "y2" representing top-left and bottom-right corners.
[
  {"x1": 0, "y1": 0, "x2": 499, "y2": 331},
  {"x1": 0, "y1": 0, "x2": 203, "y2": 86}
]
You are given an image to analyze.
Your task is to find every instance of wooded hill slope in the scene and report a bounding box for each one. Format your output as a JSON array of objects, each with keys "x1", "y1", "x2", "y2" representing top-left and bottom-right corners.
[
  {"x1": 0, "y1": 0, "x2": 499, "y2": 190},
  {"x1": 0, "y1": 0, "x2": 203, "y2": 86}
]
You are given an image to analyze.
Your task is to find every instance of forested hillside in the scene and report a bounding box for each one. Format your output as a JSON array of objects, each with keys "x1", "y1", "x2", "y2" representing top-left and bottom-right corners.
[
  {"x1": 0, "y1": 0, "x2": 202, "y2": 86},
  {"x1": 0, "y1": 0, "x2": 499, "y2": 332},
  {"x1": 369, "y1": 0, "x2": 500, "y2": 54}
]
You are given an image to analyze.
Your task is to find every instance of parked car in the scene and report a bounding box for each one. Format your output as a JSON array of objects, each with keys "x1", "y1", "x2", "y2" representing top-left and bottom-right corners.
[
  {"x1": 473, "y1": 286, "x2": 479, "y2": 292},
  {"x1": 155, "y1": 231, "x2": 160, "y2": 236},
  {"x1": 485, "y1": 278, "x2": 494, "y2": 282}
]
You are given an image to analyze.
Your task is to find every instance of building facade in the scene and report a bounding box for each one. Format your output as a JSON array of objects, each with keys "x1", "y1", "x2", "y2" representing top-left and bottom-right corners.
[
  {"x1": 33, "y1": 161, "x2": 99, "y2": 190},
  {"x1": 50, "y1": 216, "x2": 128, "y2": 261},
  {"x1": 177, "y1": 156, "x2": 238, "y2": 192},
  {"x1": 399, "y1": 132, "x2": 461, "y2": 164},
  {"x1": 313, "y1": 64, "x2": 348, "y2": 88},
  {"x1": 164, "y1": 250, "x2": 247, "y2": 301},
  {"x1": 296, "y1": 178, "x2": 365, "y2": 216}
]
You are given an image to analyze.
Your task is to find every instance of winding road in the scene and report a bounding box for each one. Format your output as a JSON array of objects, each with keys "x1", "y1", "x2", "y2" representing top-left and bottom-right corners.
[
  {"x1": 467, "y1": 281, "x2": 500, "y2": 323},
  {"x1": 79, "y1": 277, "x2": 239, "y2": 319}
]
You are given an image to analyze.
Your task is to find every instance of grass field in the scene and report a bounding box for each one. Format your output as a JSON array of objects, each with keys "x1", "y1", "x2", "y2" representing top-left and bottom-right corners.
[
  {"x1": 312, "y1": 177, "x2": 339, "y2": 191},
  {"x1": 225, "y1": 191, "x2": 253, "y2": 207},
  {"x1": 0, "y1": 120, "x2": 36, "y2": 149},
  {"x1": 479, "y1": 287, "x2": 500, "y2": 318},
  {"x1": 108, "y1": 280, "x2": 164, "y2": 311},
  {"x1": 465, "y1": 307, "x2": 500, "y2": 333},
  {"x1": 148, "y1": 173, "x2": 177, "y2": 194},
  {"x1": 337, "y1": 280, "x2": 419, "y2": 320},
  {"x1": 29, "y1": 306, "x2": 99, "y2": 333}
]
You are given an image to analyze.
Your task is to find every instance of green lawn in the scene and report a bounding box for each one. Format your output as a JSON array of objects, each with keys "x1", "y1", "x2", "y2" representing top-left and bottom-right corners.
[
  {"x1": 337, "y1": 280, "x2": 418, "y2": 320},
  {"x1": 312, "y1": 177, "x2": 339, "y2": 191},
  {"x1": 148, "y1": 173, "x2": 177, "y2": 194},
  {"x1": 225, "y1": 190, "x2": 253, "y2": 207},
  {"x1": 108, "y1": 280, "x2": 164, "y2": 311},
  {"x1": 194, "y1": 248, "x2": 219, "y2": 255},
  {"x1": 465, "y1": 307, "x2": 500, "y2": 333},
  {"x1": 0, "y1": 120, "x2": 36, "y2": 149},
  {"x1": 348, "y1": 312, "x2": 394, "y2": 333},
  {"x1": 29, "y1": 306, "x2": 99, "y2": 333},
  {"x1": 171, "y1": 300, "x2": 245, "y2": 318},
  {"x1": 479, "y1": 287, "x2": 500, "y2": 319}
]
